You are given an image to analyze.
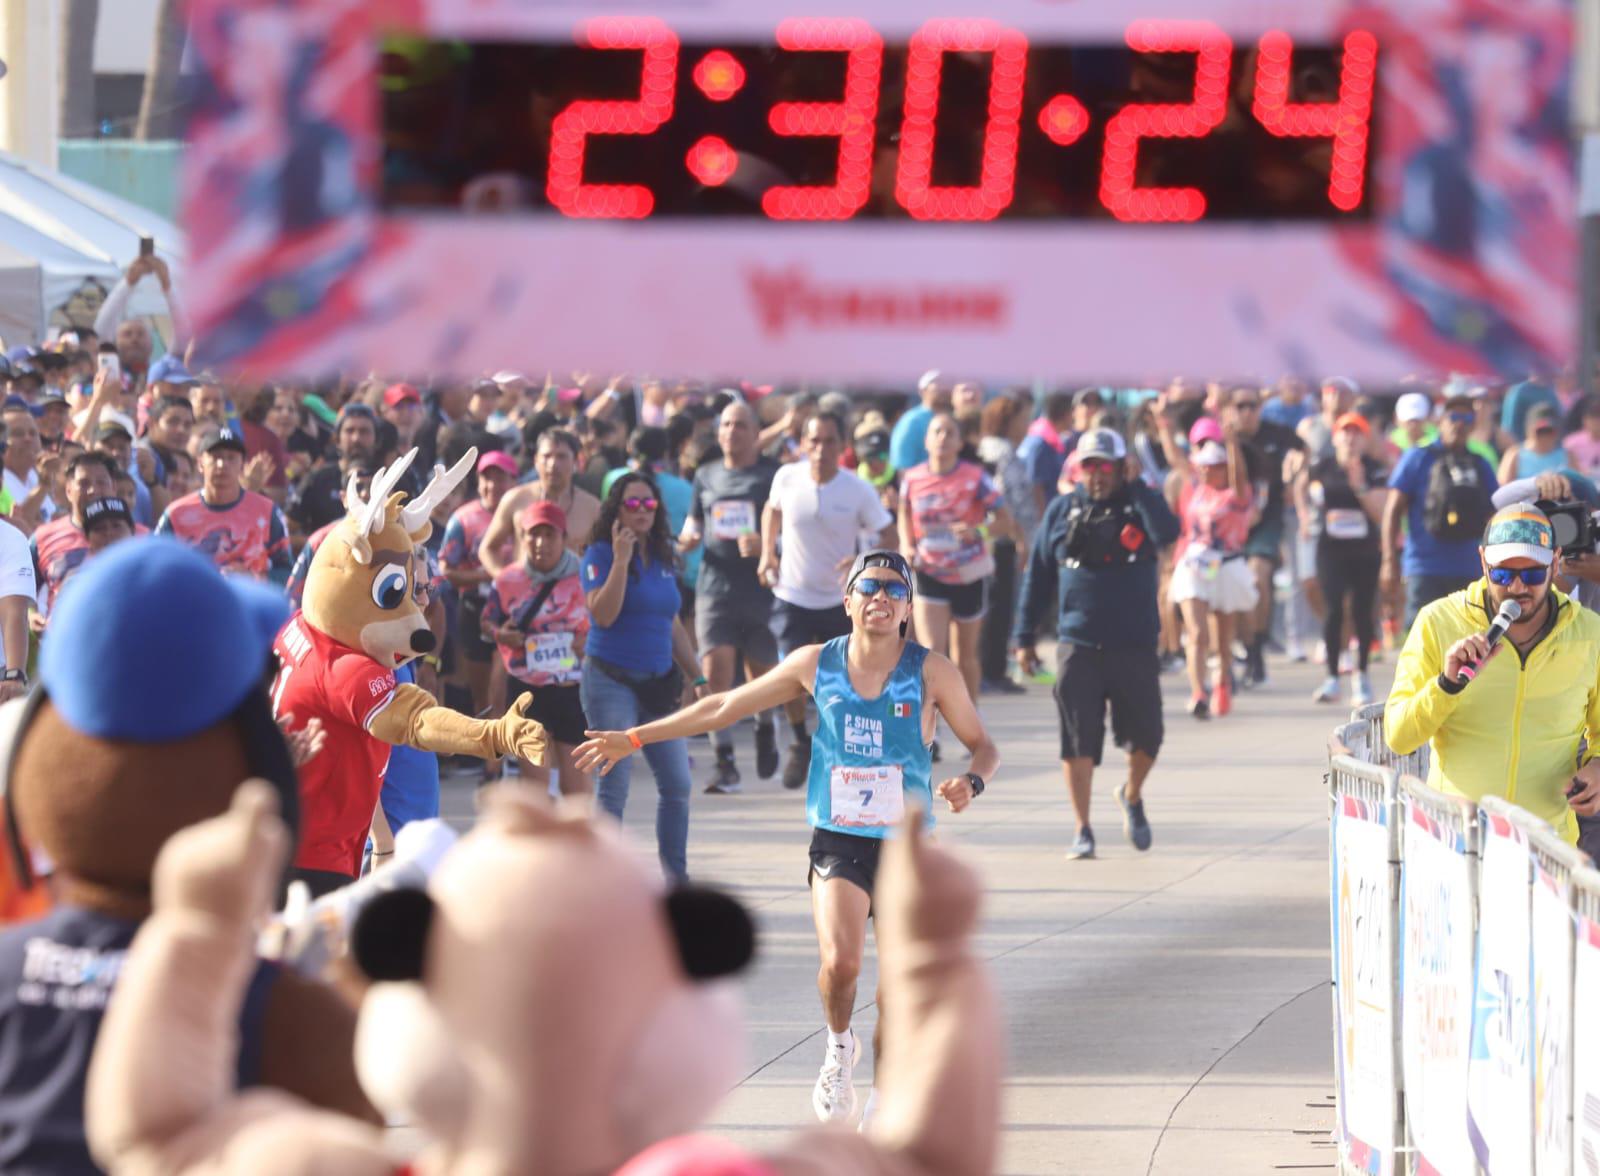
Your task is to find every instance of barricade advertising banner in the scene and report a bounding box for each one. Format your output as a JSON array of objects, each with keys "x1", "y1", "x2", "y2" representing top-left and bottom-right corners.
[
  {"x1": 1467, "y1": 812, "x2": 1532, "y2": 1176},
  {"x1": 1333, "y1": 789, "x2": 1397, "y2": 1174},
  {"x1": 1570, "y1": 895, "x2": 1600, "y2": 1176},
  {"x1": 1529, "y1": 845, "x2": 1574, "y2": 1176},
  {"x1": 1400, "y1": 797, "x2": 1476, "y2": 1176}
]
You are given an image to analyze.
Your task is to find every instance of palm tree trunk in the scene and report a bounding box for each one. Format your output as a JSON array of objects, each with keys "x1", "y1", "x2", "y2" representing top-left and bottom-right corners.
[
  {"x1": 135, "y1": 0, "x2": 183, "y2": 140},
  {"x1": 58, "y1": 0, "x2": 99, "y2": 139}
]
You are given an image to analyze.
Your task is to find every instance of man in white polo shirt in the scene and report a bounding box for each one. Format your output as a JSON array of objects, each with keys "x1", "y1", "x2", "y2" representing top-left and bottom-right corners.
[{"x1": 759, "y1": 410, "x2": 895, "y2": 789}]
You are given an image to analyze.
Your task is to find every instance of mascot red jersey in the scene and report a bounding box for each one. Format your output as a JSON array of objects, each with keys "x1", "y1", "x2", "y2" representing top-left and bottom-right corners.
[{"x1": 273, "y1": 448, "x2": 545, "y2": 892}]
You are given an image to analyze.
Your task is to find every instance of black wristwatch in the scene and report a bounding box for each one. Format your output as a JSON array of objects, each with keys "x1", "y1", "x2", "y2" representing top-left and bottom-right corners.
[
  {"x1": 964, "y1": 771, "x2": 985, "y2": 798},
  {"x1": 1, "y1": 669, "x2": 26, "y2": 685}
]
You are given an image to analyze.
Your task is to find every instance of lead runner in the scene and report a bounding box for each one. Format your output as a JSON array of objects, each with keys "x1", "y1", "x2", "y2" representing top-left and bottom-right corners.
[{"x1": 576, "y1": 549, "x2": 999, "y2": 1127}]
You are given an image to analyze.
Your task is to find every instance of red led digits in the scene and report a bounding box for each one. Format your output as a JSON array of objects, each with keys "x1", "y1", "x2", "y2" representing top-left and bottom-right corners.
[
  {"x1": 763, "y1": 19, "x2": 884, "y2": 222},
  {"x1": 1100, "y1": 21, "x2": 1233, "y2": 223},
  {"x1": 687, "y1": 136, "x2": 738, "y2": 186},
  {"x1": 1038, "y1": 94, "x2": 1090, "y2": 147},
  {"x1": 1253, "y1": 30, "x2": 1378, "y2": 213},
  {"x1": 693, "y1": 50, "x2": 745, "y2": 102},
  {"x1": 546, "y1": 17, "x2": 679, "y2": 219},
  {"x1": 894, "y1": 19, "x2": 1028, "y2": 221}
]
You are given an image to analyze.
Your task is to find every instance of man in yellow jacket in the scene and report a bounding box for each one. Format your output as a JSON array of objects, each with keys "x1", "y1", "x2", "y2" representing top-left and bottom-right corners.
[{"x1": 1386, "y1": 503, "x2": 1600, "y2": 844}]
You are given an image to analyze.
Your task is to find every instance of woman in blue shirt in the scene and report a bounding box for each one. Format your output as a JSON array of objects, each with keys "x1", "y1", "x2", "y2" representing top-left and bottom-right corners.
[{"x1": 579, "y1": 472, "x2": 705, "y2": 880}]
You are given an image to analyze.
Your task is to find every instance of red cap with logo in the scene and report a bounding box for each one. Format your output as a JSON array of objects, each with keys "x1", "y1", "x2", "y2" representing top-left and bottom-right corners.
[
  {"x1": 476, "y1": 450, "x2": 519, "y2": 478},
  {"x1": 517, "y1": 501, "x2": 568, "y2": 535},
  {"x1": 383, "y1": 382, "x2": 422, "y2": 408}
]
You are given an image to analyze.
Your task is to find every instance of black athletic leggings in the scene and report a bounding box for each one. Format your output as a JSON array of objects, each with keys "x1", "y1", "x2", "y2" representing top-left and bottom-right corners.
[{"x1": 1316, "y1": 544, "x2": 1380, "y2": 678}]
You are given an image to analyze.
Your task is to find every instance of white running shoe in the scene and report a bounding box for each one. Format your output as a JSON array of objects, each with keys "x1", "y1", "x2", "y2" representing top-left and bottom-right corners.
[
  {"x1": 1352, "y1": 672, "x2": 1374, "y2": 706},
  {"x1": 813, "y1": 1031, "x2": 861, "y2": 1122},
  {"x1": 1311, "y1": 677, "x2": 1341, "y2": 704},
  {"x1": 858, "y1": 1086, "x2": 879, "y2": 1133}
]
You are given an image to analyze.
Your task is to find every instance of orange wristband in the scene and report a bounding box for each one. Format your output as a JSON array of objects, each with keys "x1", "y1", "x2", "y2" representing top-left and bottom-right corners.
[{"x1": 627, "y1": 730, "x2": 643, "y2": 750}]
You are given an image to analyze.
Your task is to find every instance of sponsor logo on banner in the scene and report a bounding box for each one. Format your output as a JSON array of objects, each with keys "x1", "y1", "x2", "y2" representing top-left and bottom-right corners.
[
  {"x1": 1400, "y1": 801, "x2": 1476, "y2": 1176},
  {"x1": 1467, "y1": 815, "x2": 1534, "y2": 1176},
  {"x1": 1332, "y1": 792, "x2": 1397, "y2": 1174},
  {"x1": 745, "y1": 266, "x2": 1009, "y2": 339},
  {"x1": 1532, "y1": 858, "x2": 1573, "y2": 1176},
  {"x1": 1573, "y1": 914, "x2": 1600, "y2": 1176}
]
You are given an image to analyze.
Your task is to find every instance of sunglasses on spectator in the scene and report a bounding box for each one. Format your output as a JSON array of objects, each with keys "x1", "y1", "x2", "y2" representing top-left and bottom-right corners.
[
  {"x1": 1234, "y1": 401, "x2": 1260, "y2": 410},
  {"x1": 851, "y1": 577, "x2": 910, "y2": 602},
  {"x1": 622, "y1": 496, "x2": 658, "y2": 511},
  {"x1": 1081, "y1": 458, "x2": 1117, "y2": 471},
  {"x1": 1447, "y1": 411, "x2": 1475, "y2": 425},
  {"x1": 1488, "y1": 566, "x2": 1548, "y2": 587}
]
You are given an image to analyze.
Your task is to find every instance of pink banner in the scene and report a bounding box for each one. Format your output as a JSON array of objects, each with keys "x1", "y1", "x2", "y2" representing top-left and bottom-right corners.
[{"x1": 182, "y1": 0, "x2": 1575, "y2": 381}]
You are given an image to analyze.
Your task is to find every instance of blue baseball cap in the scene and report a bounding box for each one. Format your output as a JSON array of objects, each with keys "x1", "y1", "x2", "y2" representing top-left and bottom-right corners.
[
  {"x1": 40, "y1": 538, "x2": 289, "y2": 742},
  {"x1": 148, "y1": 354, "x2": 195, "y2": 386}
]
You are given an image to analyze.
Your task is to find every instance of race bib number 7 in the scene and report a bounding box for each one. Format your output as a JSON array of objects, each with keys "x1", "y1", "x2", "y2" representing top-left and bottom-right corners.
[{"x1": 829, "y1": 764, "x2": 905, "y2": 829}]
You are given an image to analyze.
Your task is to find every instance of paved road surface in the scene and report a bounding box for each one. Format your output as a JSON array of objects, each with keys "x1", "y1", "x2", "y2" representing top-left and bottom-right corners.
[{"x1": 442, "y1": 649, "x2": 1389, "y2": 1174}]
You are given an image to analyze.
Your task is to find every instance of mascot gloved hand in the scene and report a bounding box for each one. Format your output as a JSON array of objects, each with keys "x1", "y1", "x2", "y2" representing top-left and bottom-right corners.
[
  {"x1": 275, "y1": 448, "x2": 548, "y2": 894},
  {"x1": 88, "y1": 788, "x2": 1001, "y2": 1176}
]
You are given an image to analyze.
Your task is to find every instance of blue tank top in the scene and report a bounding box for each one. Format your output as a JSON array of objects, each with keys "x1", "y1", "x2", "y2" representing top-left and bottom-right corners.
[
  {"x1": 1515, "y1": 446, "x2": 1567, "y2": 479},
  {"x1": 807, "y1": 636, "x2": 934, "y2": 840}
]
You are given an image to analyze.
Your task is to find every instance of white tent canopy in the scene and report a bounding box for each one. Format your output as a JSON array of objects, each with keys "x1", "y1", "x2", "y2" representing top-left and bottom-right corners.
[{"x1": 0, "y1": 150, "x2": 184, "y2": 348}]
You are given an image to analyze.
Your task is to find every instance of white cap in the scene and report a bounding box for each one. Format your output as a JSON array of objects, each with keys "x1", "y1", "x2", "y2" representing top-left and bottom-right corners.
[
  {"x1": 1074, "y1": 428, "x2": 1127, "y2": 461},
  {"x1": 1395, "y1": 392, "x2": 1432, "y2": 424},
  {"x1": 917, "y1": 370, "x2": 942, "y2": 392},
  {"x1": 1193, "y1": 441, "x2": 1229, "y2": 467},
  {"x1": 491, "y1": 371, "x2": 528, "y2": 386}
]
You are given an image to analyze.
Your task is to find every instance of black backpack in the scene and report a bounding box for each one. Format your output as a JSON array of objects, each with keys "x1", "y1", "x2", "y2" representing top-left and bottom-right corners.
[{"x1": 1421, "y1": 449, "x2": 1492, "y2": 542}]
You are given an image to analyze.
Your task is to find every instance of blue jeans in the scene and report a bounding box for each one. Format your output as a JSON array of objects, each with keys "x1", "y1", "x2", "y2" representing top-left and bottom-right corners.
[{"x1": 580, "y1": 659, "x2": 693, "y2": 881}]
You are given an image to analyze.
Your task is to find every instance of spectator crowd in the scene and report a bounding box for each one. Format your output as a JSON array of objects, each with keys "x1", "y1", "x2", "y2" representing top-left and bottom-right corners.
[{"x1": 0, "y1": 259, "x2": 1597, "y2": 869}]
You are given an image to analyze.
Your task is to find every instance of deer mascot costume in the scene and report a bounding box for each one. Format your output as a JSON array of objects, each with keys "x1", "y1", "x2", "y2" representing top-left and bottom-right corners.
[
  {"x1": 86, "y1": 783, "x2": 1001, "y2": 1176},
  {"x1": 274, "y1": 448, "x2": 547, "y2": 894}
]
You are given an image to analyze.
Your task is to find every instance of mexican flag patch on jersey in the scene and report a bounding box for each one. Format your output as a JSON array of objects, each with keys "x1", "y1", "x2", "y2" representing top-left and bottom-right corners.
[{"x1": 892, "y1": 703, "x2": 911, "y2": 718}]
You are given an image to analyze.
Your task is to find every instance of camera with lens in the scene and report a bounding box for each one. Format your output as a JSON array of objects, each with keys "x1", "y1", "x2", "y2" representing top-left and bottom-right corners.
[{"x1": 1540, "y1": 499, "x2": 1600, "y2": 555}]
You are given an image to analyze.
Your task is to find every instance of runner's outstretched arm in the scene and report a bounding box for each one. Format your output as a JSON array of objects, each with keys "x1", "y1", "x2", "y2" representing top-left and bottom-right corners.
[{"x1": 574, "y1": 647, "x2": 819, "y2": 774}]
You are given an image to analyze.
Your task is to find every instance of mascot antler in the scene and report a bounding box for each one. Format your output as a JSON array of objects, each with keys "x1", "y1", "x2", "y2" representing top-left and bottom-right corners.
[
  {"x1": 401, "y1": 449, "x2": 479, "y2": 537},
  {"x1": 343, "y1": 451, "x2": 420, "y2": 565}
]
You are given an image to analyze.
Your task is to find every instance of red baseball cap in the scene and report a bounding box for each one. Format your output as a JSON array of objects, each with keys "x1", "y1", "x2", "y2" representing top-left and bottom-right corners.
[
  {"x1": 383, "y1": 382, "x2": 422, "y2": 408},
  {"x1": 476, "y1": 451, "x2": 518, "y2": 478},
  {"x1": 517, "y1": 501, "x2": 568, "y2": 534},
  {"x1": 1333, "y1": 411, "x2": 1371, "y2": 436}
]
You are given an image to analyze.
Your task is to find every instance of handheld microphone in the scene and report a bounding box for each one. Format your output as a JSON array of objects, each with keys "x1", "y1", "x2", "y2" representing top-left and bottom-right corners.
[{"x1": 1456, "y1": 598, "x2": 1521, "y2": 686}]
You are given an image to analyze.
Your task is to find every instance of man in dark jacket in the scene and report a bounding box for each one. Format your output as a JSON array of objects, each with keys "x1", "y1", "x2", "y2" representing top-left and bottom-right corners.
[{"x1": 1013, "y1": 429, "x2": 1180, "y2": 861}]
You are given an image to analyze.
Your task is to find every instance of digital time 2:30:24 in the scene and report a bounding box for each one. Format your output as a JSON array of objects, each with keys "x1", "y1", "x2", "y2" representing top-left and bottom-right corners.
[{"x1": 382, "y1": 18, "x2": 1379, "y2": 225}]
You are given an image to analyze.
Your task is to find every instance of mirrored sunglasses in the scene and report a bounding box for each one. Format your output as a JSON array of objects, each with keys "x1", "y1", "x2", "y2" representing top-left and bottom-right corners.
[
  {"x1": 622, "y1": 497, "x2": 658, "y2": 511},
  {"x1": 852, "y1": 577, "x2": 910, "y2": 602},
  {"x1": 1488, "y1": 566, "x2": 1548, "y2": 587}
]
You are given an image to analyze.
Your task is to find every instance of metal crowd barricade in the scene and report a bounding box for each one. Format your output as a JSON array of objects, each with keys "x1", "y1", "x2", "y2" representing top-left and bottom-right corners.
[
  {"x1": 1351, "y1": 702, "x2": 1431, "y2": 781},
  {"x1": 1573, "y1": 866, "x2": 1600, "y2": 1176},
  {"x1": 1329, "y1": 750, "x2": 1403, "y2": 1176},
  {"x1": 1397, "y1": 776, "x2": 1479, "y2": 1176}
]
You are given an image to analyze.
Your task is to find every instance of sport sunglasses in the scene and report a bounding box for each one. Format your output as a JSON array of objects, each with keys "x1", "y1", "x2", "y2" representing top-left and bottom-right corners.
[
  {"x1": 1488, "y1": 566, "x2": 1548, "y2": 587},
  {"x1": 851, "y1": 577, "x2": 910, "y2": 602}
]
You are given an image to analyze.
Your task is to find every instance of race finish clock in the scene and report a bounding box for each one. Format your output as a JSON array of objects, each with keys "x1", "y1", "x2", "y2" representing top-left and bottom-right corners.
[{"x1": 183, "y1": 1, "x2": 1575, "y2": 382}]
